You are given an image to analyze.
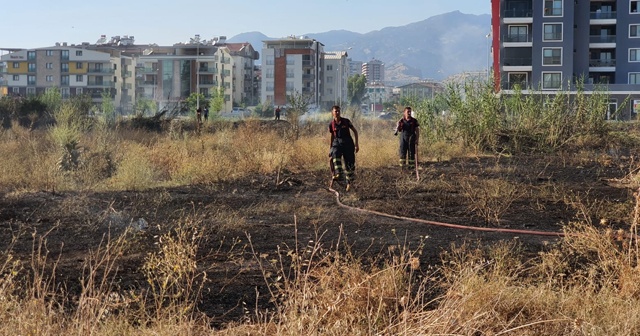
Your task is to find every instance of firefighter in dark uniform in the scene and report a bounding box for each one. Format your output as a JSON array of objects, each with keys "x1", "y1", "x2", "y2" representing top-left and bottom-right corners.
[
  {"x1": 329, "y1": 105, "x2": 359, "y2": 185},
  {"x1": 395, "y1": 106, "x2": 420, "y2": 169}
]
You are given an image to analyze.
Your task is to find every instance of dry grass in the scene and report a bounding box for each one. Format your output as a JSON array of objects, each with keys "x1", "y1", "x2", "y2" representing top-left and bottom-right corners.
[{"x1": 3, "y1": 119, "x2": 640, "y2": 334}]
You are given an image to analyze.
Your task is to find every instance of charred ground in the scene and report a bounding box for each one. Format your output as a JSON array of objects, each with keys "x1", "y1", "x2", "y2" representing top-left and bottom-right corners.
[{"x1": 0, "y1": 151, "x2": 636, "y2": 326}]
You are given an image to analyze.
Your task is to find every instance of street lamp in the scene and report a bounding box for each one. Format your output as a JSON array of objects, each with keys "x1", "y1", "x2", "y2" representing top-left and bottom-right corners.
[
  {"x1": 485, "y1": 32, "x2": 492, "y2": 80},
  {"x1": 195, "y1": 34, "x2": 200, "y2": 110}
]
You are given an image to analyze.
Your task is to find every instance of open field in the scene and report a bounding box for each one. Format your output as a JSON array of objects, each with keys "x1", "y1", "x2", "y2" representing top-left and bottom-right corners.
[{"x1": 2, "y1": 115, "x2": 640, "y2": 333}]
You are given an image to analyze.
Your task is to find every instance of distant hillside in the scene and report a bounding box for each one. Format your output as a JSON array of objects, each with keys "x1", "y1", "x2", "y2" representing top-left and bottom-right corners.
[{"x1": 228, "y1": 11, "x2": 491, "y2": 85}]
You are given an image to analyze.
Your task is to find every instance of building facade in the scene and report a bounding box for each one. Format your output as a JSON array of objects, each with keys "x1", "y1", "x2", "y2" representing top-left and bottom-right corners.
[
  {"x1": 362, "y1": 58, "x2": 385, "y2": 83},
  {"x1": 492, "y1": 0, "x2": 640, "y2": 119},
  {"x1": 322, "y1": 51, "x2": 350, "y2": 108},
  {"x1": 0, "y1": 44, "x2": 127, "y2": 107},
  {"x1": 261, "y1": 36, "x2": 324, "y2": 107}
]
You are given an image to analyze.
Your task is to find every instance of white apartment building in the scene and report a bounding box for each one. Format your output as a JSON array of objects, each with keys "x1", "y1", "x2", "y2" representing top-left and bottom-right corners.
[{"x1": 322, "y1": 51, "x2": 350, "y2": 107}]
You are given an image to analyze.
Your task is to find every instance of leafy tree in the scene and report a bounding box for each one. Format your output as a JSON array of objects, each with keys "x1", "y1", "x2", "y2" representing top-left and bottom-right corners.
[
  {"x1": 133, "y1": 97, "x2": 157, "y2": 117},
  {"x1": 184, "y1": 92, "x2": 209, "y2": 121},
  {"x1": 40, "y1": 86, "x2": 62, "y2": 114},
  {"x1": 347, "y1": 74, "x2": 367, "y2": 107},
  {"x1": 100, "y1": 89, "x2": 116, "y2": 128},
  {"x1": 209, "y1": 87, "x2": 225, "y2": 114},
  {"x1": 287, "y1": 90, "x2": 312, "y2": 139}
]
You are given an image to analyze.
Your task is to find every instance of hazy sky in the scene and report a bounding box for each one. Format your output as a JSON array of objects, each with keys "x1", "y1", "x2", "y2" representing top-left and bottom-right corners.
[{"x1": 2, "y1": 0, "x2": 490, "y2": 49}]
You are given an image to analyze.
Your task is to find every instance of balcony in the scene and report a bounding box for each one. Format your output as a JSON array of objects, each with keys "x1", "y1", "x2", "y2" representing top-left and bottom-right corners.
[
  {"x1": 503, "y1": 8, "x2": 533, "y2": 18},
  {"x1": 302, "y1": 60, "x2": 315, "y2": 67},
  {"x1": 590, "y1": 11, "x2": 616, "y2": 19},
  {"x1": 503, "y1": 57, "x2": 532, "y2": 67},
  {"x1": 302, "y1": 74, "x2": 315, "y2": 80},
  {"x1": 88, "y1": 68, "x2": 116, "y2": 74},
  {"x1": 198, "y1": 67, "x2": 217, "y2": 74},
  {"x1": 501, "y1": 81, "x2": 532, "y2": 90},
  {"x1": 138, "y1": 67, "x2": 158, "y2": 74},
  {"x1": 504, "y1": 34, "x2": 531, "y2": 43},
  {"x1": 590, "y1": 35, "x2": 616, "y2": 43},
  {"x1": 87, "y1": 80, "x2": 115, "y2": 88},
  {"x1": 589, "y1": 59, "x2": 616, "y2": 67}
]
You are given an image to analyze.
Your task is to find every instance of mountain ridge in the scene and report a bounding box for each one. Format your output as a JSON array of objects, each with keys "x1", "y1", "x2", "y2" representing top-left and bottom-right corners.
[{"x1": 228, "y1": 11, "x2": 491, "y2": 85}]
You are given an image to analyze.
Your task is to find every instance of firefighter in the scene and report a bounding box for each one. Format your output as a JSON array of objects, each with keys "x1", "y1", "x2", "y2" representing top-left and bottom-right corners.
[
  {"x1": 329, "y1": 105, "x2": 359, "y2": 187},
  {"x1": 395, "y1": 106, "x2": 420, "y2": 169}
]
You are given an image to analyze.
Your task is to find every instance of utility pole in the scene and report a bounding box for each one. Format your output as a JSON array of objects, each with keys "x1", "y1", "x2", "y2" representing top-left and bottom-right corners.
[{"x1": 195, "y1": 34, "x2": 200, "y2": 110}]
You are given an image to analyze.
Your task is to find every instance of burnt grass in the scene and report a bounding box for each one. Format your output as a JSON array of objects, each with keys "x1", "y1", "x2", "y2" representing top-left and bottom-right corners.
[{"x1": 0, "y1": 152, "x2": 636, "y2": 326}]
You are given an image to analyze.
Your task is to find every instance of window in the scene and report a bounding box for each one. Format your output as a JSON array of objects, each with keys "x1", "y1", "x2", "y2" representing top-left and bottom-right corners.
[
  {"x1": 543, "y1": 24, "x2": 562, "y2": 41},
  {"x1": 327, "y1": 76, "x2": 334, "y2": 83},
  {"x1": 327, "y1": 65, "x2": 333, "y2": 71},
  {"x1": 61, "y1": 87, "x2": 70, "y2": 98},
  {"x1": 631, "y1": 24, "x2": 639, "y2": 37},
  {"x1": 76, "y1": 62, "x2": 83, "y2": 69},
  {"x1": 46, "y1": 63, "x2": 53, "y2": 69},
  {"x1": 542, "y1": 72, "x2": 562, "y2": 89},
  {"x1": 12, "y1": 75, "x2": 19, "y2": 81},
  {"x1": 544, "y1": 0, "x2": 562, "y2": 16},
  {"x1": 76, "y1": 87, "x2": 82, "y2": 94},
  {"x1": 266, "y1": 81, "x2": 274, "y2": 91},
  {"x1": 630, "y1": 73, "x2": 640, "y2": 84},
  {"x1": 286, "y1": 81, "x2": 294, "y2": 91},
  {"x1": 27, "y1": 51, "x2": 35, "y2": 60},
  {"x1": 286, "y1": 55, "x2": 295, "y2": 65},
  {"x1": 61, "y1": 63, "x2": 69, "y2": 72},
  {"x1": 46, "y1": 50, "x2": 54, "y2": 56},
  {"x1": 61, "y1": 75, "x2": 69, "y2": 85},
  {"x1": 46, "y1": 75, "x2": 53, "y2": 82},
  {"x1": 632, "y1": 1, "x2": 638, "y2": 13},
  {"x1": 507, "y1": 25, "x2": 528, "y2": 42},
  {"x1": 61, "y1": 50, "x2": 69, "y2": 60},
  {"x1": 327, "y1": 88, "x2": 333, "y2": 95},
  {"x1": 28, "y1": 63, "x2": 36, "y2": 72},
  {"x1": 27, "y1": 75, "x2": 36, "y2": 85},
  {"x1": 27, "y1": 87, "x2": 35, "y2": 95},
  {"x1": 265, "y1": 59, "x2": 274, "y2": 65},
  {"x1": 266, "y1": 68, "x2": 274, "y2": 78},
  {"x1": 542, "y1": 48, "x2": 562, "y2": 65},
  {"x1": 12, "y1": 62, "x2": 19, "y2": 68},
  {"x1": 75, "y1": 50, "x2": 82, "y2": 56},
  {"x1": 76, "y1": 75, "x2": 83, "y2": 82},
  {"x1": 631, "y1": 49, "x2": 640, "y2": 62},
  {"x1": 12, "y1": 87, "x2": 19, "y2": 94}
]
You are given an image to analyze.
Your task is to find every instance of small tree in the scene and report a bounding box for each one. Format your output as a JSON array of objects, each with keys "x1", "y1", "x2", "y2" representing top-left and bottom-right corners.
[
  {"x1": 287, "y1": 90, "x2": 312, "y2": 139},
  {"x1": 209, "y1": 86, "x2": 225, "y2": 114},
  {"x1": 184, "y1": 92, "x2": 209, "y2": 122},
  {"x1": 348, "y1": 74, "x2": 367, "y2": 107}
]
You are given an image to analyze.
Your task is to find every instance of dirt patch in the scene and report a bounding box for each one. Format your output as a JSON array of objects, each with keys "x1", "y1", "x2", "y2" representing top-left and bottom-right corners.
[{"x1": 0, "y1": 153, "x2": 635, "y2": 325}]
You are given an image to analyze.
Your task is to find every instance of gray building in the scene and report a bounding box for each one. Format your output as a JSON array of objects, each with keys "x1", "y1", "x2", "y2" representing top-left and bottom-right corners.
[{"x1": 493, "y1": 0, "x2": 640, "y2": 119}]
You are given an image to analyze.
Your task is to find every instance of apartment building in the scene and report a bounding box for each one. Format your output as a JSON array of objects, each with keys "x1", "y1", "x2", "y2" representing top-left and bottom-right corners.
[
  {"x1": 261, "y1": 36, "x2": 324, "y2": 107},
  {"x1": 0, "y1": 43, "x2": 127, "y2": 107},
  {"x1": 322, "y1": 51, "x2": 350, "y2": 107},
  {"x1": 492, "y1": 0, "x2": 640, "y2": 119},
  {"x1": 220, "y1": 42, "x2": 260, "y2": 107},
  {"x1": 362, "y1": 58, "x2": 385, "y2": 83}
]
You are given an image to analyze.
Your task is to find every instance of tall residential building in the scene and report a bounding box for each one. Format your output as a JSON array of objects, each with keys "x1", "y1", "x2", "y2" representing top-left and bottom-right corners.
[
  {"x1": 362, "y1": 58, "x2": 385, "y2": 83},
  {"x1": 220, "y1": 42, "x2": 260, "y2": 107},
  {"x1": 135, "y1": 36, "x2": 259, "y2": 113},
  {"x1": 492, "y1": 0, "x2": 640, "y2": 119},
  {"x1": 261, "y1": 36, "x2": 324, "y2": 107},
  {"x1": 322, "y1": 51, "x2": 350, "y2": 107},
  {"x1": 349, "y1": 60, "x2": 364, "y2": 77},
  {"x1": 0, "y1": 43, "x2": 128, "y2": 107}
]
